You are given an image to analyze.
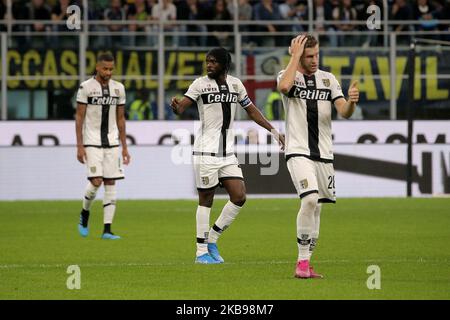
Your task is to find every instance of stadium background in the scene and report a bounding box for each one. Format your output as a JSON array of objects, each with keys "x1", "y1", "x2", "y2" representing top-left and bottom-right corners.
[{"x1": 0, "y1": 0, "x2": 449, "y2": 300}]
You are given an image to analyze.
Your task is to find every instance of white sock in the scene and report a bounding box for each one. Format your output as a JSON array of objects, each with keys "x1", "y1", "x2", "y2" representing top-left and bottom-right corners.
[
  {"x1": 82, "y1": 182, "x2": 99, "y2": 211},
  {"x1": 309, "y1": 204, "x2": 322, "y2": 260},
  {"x1": 208, "y1": 201, "x2": 242, "y2": 243},
  {"x1": 103, "y1": 185, "x2": 117, "y2": 225},
  {"x1": 196, "y1": 206, "x2": 211, "y2": 256},
  {"x1": 297, "y1": 193, "x2": 319, "y2": 261}
]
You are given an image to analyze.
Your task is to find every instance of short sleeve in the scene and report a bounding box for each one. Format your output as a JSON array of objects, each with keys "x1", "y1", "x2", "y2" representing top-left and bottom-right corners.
[
  {"x1": 276, "y1": 70, "x2": 285, "y2": 85},
  {"x1": 119, "y1": 84, "x2": 126, "y2": 105},
  {"x1": 237, "y1": 80, "x2": 252, "y2": 108},
  {"x1": 184, "y1": 78, "x2": 201, "y2": 102},
  {"x1": 330, "y1": 75, "x2": 344, "y2": 103},
  {"x1": 76, "y1": 83, "x2": 88, "y2": 104}
]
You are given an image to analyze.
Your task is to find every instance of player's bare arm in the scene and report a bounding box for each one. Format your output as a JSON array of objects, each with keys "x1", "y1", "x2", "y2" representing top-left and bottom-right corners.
[
  {"x1": 75, "y1": 103, "x2": 87, "y2": 164},
  {"x1": 245, "y1": 104, "x2": 285, "y2": 150},
  {"x1": 117, "y1": 105, "x2": 131, "y2": 165},
  {"x1": 278, "y1": 35, "x2": 308, "y2": 94},
  {"x1": 170, "y1": 96, "x2": 194, "y2": 115},
  {"x1": 334, "y1": 80, "x2": 359, "y2": 119}
]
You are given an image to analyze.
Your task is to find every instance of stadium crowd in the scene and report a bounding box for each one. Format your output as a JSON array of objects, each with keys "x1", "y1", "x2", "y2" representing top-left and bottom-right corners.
[{"x1": 1, "y1": 0, "x2": 449, "y2": 46}]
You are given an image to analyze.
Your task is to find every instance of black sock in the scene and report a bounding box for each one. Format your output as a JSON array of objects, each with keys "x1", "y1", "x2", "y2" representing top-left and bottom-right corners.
[
  {"x1": 80, "y1": 209, "x2": 90, "y2": 227},
  {"x1": 103, "y1": 224, "x2": 112, "y2": 234}
]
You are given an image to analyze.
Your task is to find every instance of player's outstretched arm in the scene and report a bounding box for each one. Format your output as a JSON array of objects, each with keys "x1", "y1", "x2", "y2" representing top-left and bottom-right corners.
[
  {"x1": 334, "y1": 80, "x2": 359, "y2": 119},
  {"x1": 117, "y1": 105, "x2": 131, "y2": 165},
  {"x1": 170, "y1": 96, "x2": 194, "y2": 115},
  {"x1": 245, "y1": 104, "x2": 285, "y2": 150},
  {"x1": 75, "y1": 103, "x2": 87, "y2": 164},
  {"x1": 278, "y1": 35, "x2": 307, "y2": 94}
]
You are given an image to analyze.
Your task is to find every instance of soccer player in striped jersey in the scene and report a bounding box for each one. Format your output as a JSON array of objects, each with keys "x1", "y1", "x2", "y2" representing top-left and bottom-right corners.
[
  {"x1": 75, "y1": 53, "x2": 131, "y2": 240},
  {"x1": 171, "y1": 47, "x2": 285, "y2": 264},
  {"x1": 278, "y1": 35, "x2": 359, "y2": 278}
]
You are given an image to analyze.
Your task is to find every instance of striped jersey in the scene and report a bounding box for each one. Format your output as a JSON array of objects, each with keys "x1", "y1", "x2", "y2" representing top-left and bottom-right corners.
[
  {"x1": 184, "y1": 75, "x2": 252, "y2": 156},
  {"x1": 76, "y1": 77, "x2": 126, "y2": 147},
  {"x1": 277, "y1": 69, "x2": 344, "y2": 162}
]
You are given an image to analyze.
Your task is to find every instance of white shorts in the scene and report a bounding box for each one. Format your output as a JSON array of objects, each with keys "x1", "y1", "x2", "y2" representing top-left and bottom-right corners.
[
  {"x1": 193, "y1": 154, "x2": 243, "y2": 190},
  {"x1": 85, "y1": 147, "x2": 124, "y2": 180},
  {"x1": 286, "y1": 156, "x2": 336, "y2": 203}
]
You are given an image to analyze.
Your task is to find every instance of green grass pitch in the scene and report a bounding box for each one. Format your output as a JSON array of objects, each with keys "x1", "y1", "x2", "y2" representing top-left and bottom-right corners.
[{"x1": 0, "y1": 198, "x2": 449, "y2": 300}]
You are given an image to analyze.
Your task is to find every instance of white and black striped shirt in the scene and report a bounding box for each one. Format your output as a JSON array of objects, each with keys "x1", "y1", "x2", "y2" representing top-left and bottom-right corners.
[
  {"x1": 277, "y1": 69, "x2": 344, "y2": 162},
  {"x1": 76, "y1": 77, "x2": 126, "y2": 148},
  {"x1": 185, "y1": 75, "x2": 252, "y2": 156}
]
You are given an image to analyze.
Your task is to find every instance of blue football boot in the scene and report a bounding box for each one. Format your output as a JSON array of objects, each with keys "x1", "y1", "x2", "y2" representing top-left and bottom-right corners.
[
  {"x1": 208, "y1": 243, "x2": 224, "y2": 263},
  {"x1": 101, "y1": 233, "x2": 121, "y2": 240},
  {"x1": 195, "y1": 253, "x2": 221, "y2": 264}
]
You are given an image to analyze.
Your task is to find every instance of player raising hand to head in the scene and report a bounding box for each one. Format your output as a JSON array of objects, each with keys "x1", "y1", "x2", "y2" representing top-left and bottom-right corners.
[{"x1": 278, "y1": 34, "x2": 360, "y2": 279}]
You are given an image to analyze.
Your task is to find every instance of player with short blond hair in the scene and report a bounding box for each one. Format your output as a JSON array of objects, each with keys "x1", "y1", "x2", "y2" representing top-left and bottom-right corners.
[{"x1": 278, "y1": 34, "x2": 359, "y2": 278}]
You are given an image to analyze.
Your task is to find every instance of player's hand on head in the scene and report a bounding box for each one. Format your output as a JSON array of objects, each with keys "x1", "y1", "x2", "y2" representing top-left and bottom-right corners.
[
  {"x1": 77, "y1": 146, "x2": 87, "y2": 164},
  {"x1": 348, "y1": 80, "x2": 359, "y2": 103},
  {"x1": 289, "y1": 34, "x2": 307, "y2": 57}
]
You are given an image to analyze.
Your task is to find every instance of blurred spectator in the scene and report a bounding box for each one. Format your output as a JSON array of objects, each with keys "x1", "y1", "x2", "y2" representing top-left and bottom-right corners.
[
  {"x1": 0, "y1": 0, "x2": 7, "y2": 32},
  {"x1": 390, "y1": 0, "x2": 414, "y2": 44},
  {"x1": 104, "y1": 0, "x2": 126, "y2": 47},
  {"x1": 50, "y1": 0, "x2": 78, "y2": 48},
  {"x1": 25, "y1": 0, "x2": 51, "y2": 32},
  {"x1": 264, "y1": 86, "x2": 283, "y2": 120},
  {"x1": 152, "y1": 0, "x2": 177, "y2": 46},
  {"x1": 176, "y1": 0, "x2": 208, "y2": 46},
  {"x1": 358, "y1": 0, "x2": 384, "y2": 47},
  {"x1": 413, "y1": 0, "x2": 439, "y2": 36},
  {"x1": 437, "y1": 0, "x2": 450, "y2": 41},
  {"x1": 312, "y1": 0, "x2": 337, "y2": 46},
  {"x1": 129, "y1": 90, "x2": 151, "y2": 120},
  {"x1": 332, "y1": 0, "x2": 359, "y2": 46},
  {"x1": 279, "y1": 0, "x2": 307, "y2": 33},
  {"x1": 22, "y1": 0, "x2": 52, "y2": 48},
  {"x1": 51, "y1": 0, "x2": 73, "y2": 32},
  {"x1": 227, "y1": 0, "x2": 252, "y2": 44},
  {"x1": 127, "y1": 0, "x2": 153, "y2": 46},
  {"x1": 252, "y1": 0, "x2": 283, "y2": 46},
  {"x1": 203, "y1": 0, "x2": 232, "y2": 47}
]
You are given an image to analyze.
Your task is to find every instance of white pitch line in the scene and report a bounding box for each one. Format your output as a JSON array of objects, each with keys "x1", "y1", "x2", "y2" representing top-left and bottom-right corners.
[{"x1": 0, "y1": 258, "x2": 448, "y2": 269}]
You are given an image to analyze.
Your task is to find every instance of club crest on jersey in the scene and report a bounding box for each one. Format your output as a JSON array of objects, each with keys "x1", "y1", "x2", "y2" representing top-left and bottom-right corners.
[
  {"x1": 201, "y1": 177, "x2": 209, "y2": 185},
  {"x1": 300, "y1": 179, "x2": 308, "y2": 189},
  {"x1": 322, "y1": 79, "x2": 330, "y2": 87}
]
